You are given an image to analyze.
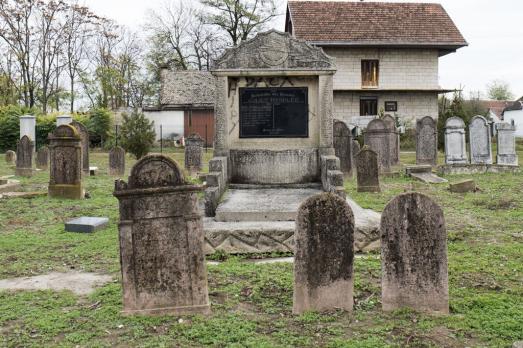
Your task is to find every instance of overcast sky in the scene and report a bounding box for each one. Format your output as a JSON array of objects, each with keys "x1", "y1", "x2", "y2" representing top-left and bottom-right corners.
[{"x1": 83, "y1": 0, "x2": 523, "y2": 100}]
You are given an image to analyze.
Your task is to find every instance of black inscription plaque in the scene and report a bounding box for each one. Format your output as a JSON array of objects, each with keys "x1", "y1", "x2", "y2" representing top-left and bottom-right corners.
[{"x1": 239, "y1": 87, "x2": 308, "y2": 138}]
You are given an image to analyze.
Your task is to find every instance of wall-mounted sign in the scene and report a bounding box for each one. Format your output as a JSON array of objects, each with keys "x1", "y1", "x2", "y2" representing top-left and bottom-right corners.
[{"x1": 384, "y1": 101, "x2": 398, "y2": 112}]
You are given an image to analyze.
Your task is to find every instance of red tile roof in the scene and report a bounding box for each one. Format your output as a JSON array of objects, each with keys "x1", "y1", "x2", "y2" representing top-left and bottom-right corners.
[
  {"x1": 480, "y1": 100, "x2": 512, "y2": 119},
  {"x1": 286, "y1": 1, "x2": 467, "y2": 48}
]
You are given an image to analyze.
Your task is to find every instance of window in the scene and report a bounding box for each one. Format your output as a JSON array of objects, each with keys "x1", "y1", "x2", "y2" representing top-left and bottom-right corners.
[
  {"x1": 360, "y1": 97, "x2": 378, "y2": 116},
  {"x1": 361, "y1": 60, "x2": 379, "y2": 88}
]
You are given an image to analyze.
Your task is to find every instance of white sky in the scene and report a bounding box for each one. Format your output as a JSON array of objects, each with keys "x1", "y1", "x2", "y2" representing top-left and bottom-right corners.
[{"x1": 83, "y1": 0, "x2": 523, "y2": 100}]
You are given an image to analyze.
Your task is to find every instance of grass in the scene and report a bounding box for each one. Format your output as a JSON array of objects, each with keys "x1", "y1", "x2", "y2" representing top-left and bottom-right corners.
[{"x1": 0, "y1": 145, "x2": 522, "y2": 347}]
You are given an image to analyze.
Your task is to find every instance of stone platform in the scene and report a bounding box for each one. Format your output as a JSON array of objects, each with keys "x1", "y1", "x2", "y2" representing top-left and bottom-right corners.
[{"x1": 204, "y1": 187, "x2": 381, "y2": 254}]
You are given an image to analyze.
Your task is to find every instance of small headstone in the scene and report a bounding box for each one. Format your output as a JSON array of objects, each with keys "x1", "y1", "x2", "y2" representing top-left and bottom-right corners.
[
  {"x1": 416, "y1": 116, "x2": 438, "y2": 166},
  {"x1": 381, "y1": 193, "x2": 448, "y2": 314},
  {"x1": 15, "y1": 135, "x2": 33, "y2": 177},
  {"x1": 5, "y1": 150, "x2": 16, "y2": 164},
  {"x1": 333, "y1": 120, "x2": 353, "y2": 175},
  {"x1": 356, "y1": 146, "x2": 380, "y2": 193},
  {"x1": 113, "y1": 154, "x2": 210, "y2": 315},
  {"x1": 48, "y1": 125, "x2": 84, "y2": 199},
  {"x1": 89, "y1": 166, "x2": 99, "y2": 176},
  {"x1": 449, "y1": 179, "x2": 476, "y2": 193},
  {"x1": 496, "y1": 122, "x2": 518, "y2": 166},
  {"x1": 364, "y1": 119, "x2": 391, "y2": 172},
  {"x1": 293, "y1": 193, "x2": 354, "y2": 314},
  {"x1": 71, "y1": 120, "x2": 90, "y2": 174},
  {"x1": 469, "y1": 115, "x2": 492, "y2": 164},
  {"x1": 184, "y1": 133, "x2": 204, "y2": 172},
  {"x1": 65, "y1": 217, "x2": 109, "y2": 233},
  {"x1": 36, "y1": 146, "x2": 49, "y2": 170},
  {"x1": 109, "y1": 146, "x2": 126, "y2": 176},
  {"x1": 444, "y1": 117, "x2": 468, "y2": 164},
  {"x1": 383, "y1": 115, "x2": 400, "y2": 166}
]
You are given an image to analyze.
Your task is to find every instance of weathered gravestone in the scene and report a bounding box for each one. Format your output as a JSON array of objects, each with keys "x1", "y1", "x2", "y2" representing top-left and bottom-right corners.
[
  {"x1": 5, "y1": 150, "x2": 16, "y2": 164},
  {"x1": 380, "y1": 192, "x2": 448, "y2": 314},
  {"x1": 469, "y1": 115, "x2": 492, "y2": 164},
  {"x1": 356, "y1": 145, "x2": 380, "y2": 193},
  {"x1": 48, "y1": 125, "x2": 84, "y2": 199},
  {"x1": 364, "y1": 118, "x2": 391, "y2": 172},
  {"x1": 36, "y1": 146, "x2": 49, "y2": 170},
  {"x1": 71, "y1": 120, "x2": 90, "y2": 174},
  {"x1": 20, "y1": 115, "x2": 36, "y2": 153},
  {"x1": 496, "y1": 121, "x2": 518, "y2": 166},
  {"x1": 352, "y1": 140, "x2": 361, "y2": 161},
  {"x1": 383, "y1": 115, "x2": 400, "y2": 166},
  {"x1": 108, "y1": 146, "x2": 126, "y2": 176},
  {"x1": 184, "y1": 133, "x2": 204, "y2": 172},
  {"x1": 416, "y1": 116, "x2": 438, "y2": 166},
  {"x1": 15, "y1": 135, "x2": 33, "y2": 177},
  {"x1": 333, "y1": 120, "x2": 353, "y2": 175},
  {"x1": 293, "y1": 193, "x2": 354, "y2": 314},
  {"x1": 113, "y1": 154, "x2": 210, "y2": 315},
  {"x1": 444, "y1": 116, "x2": 468, "y2": 164}
]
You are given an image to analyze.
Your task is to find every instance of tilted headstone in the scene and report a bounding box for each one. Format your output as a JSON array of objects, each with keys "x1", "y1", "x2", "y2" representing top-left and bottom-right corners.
[
  {"x1": 356, "y1": 145, "x2": 380, "y2": 193},
  {"x1": 380, "y1": 193, "x2": 448, "y2": 314},
  {"x1": 496, "y1": 121, "x2": 518, "y2": 166},
  {"x1": 383, "y1": 115, "x2": 400, "y2": 166},
  {"x1": 15, "y1": 135, "x2": 33, "y2": 177},
  {"x1": 416, "y1": 116, "x2": 438, "y2": 166},
  {"x1": 36, "y1": 146, "x2": 49, "y2": 170},
  {"x1": 469, "y1": 115, "x2": 492, "y2": 164},
  {"x1": 444, "y1": 116, "x2": 468, "y2": 164},
  {"x1": 5, "y1": 150, "x2": 16, "y2": 164},
  {"x1": 113, "y1": 154, "x2": 210, "y2": 315},
  {"x1": 70, "y1": 120, "x2": 90, "y2": 174},
  {"x1": 293, "y1": 193, "x2": 354, "y2": 314},
  {"x1": 184, "y1": 133, "x2": 204, "y2": 172},
  {"x1": 48, "y1": 125, "x2": 83, "y2": 199},
  {"x1": 108, "y1": 146, "x2": 126, "y2": 176},
  {"x1": 364, "y1": 119, "x2": 391, "y2": 172},
  {"x1": 333, "y1": 120, "x2": 353, "y2": 175},
  {"x1": 56, "y1": 115, "x2": 73, "y2": 126},
  {"x1": 19, "y1": 115, "x2": 36, "y2": 152}
]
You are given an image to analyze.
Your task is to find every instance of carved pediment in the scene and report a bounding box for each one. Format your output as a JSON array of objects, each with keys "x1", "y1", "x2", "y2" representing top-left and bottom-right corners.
[{"x1": 212, "y1": 30, "x2": 335, "y2": 71}]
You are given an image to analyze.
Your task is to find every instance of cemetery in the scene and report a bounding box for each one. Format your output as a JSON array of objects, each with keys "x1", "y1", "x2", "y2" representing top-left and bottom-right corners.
[{"x1": 0, "y1": 1, "x2": 522, "y2": 347}]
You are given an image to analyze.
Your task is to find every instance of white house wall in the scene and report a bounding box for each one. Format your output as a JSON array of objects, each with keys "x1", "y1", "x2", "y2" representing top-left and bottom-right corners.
[
  {"x1": 504, "y1": 110, "x2": 523, "y2": 138},
  {"x1": 143, "y1": 110, "x2": 184, "y2": 140}
]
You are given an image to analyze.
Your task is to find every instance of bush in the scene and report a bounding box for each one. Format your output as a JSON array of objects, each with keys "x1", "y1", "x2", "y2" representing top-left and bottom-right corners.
[
  {"x1": 0, "y1": 105, "x2": 35, "y2": 152},
  {"x1": 87, "y1": 108, "x2": 113, "y2": 147},
  {"x1": 400, "y1": 128, "x2": 416, "y2": 151},
  {"x1": 120, "y1": 110, "x2": 156, "y2": 159},
  {"x1": 35, "y1": 114, "x2": 56, "y2": 149}
]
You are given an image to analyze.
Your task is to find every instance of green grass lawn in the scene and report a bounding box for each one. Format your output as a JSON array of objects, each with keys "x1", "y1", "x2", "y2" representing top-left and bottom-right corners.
[{"x1": 0, "y1": 146, "x2": 522, "y2": 347}]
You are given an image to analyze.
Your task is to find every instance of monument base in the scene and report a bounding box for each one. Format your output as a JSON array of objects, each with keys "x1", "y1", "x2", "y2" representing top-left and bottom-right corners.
[
  {"x1": 15, "y1": 168, "x2": 33, "y2": 177},
  {"x1": 438, "y1": 164, "x2": 520, "y2": 176},
  {"x1": 122, "y1": 303, "x2": 211, "y2": 316},
  {"x1": 48, "y1": 184, "x2": 84, "y2": 199}
]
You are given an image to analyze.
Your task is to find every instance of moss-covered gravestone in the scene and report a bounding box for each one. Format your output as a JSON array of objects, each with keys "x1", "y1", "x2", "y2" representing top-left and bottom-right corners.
[
  {"x1": 293, "y1": 193, "x2": 354, "y2": 314},
  {"x1": 36, "y1": 146, "x2": 49, "y2": 170},
  {"x1": 416, "y1": 116, "x2": 437, "y2": 166},
  {"x1": 48, "y1": 125, "x2": 84, "y2": 199},
  {"x1": 15, "y1": 135, "x2": 34, "y2": 177},
  {"x1": 108, "y1": 146, "x2": 126, "y2": 176},
  {"x1": 184, "y1": 133, "x2": 204, "y2": 173},
  {"x1": 356, "y1": 145, "x2": 380, "y2": 193},
  {"x1": 380, "y1": 192, "x2": 448, "y2": 314},
  {"x1": 5, "y1": 150, "x2": 16, "y2": 164},
  {"x1": 113, "y1": 155, "x2": 210, "y2": 316}
]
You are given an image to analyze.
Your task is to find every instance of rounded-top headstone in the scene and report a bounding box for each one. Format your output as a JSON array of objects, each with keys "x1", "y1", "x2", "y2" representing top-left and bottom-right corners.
[
  {"x1": 293, "y1": 193, "x2": 355, "y2": 314},
  {"x1": 128, "y1": 154, "x2": 185, "y2": 189},
  {"x1": 383, "y1": 114, "x2": 397, "y2": 131},
  {"x1": 445, "y1": 116, "x2": 465, "y2": 129},
  {"x1": 366, "y1": 118, "x2": 387, "y2": 132},
  {"x1": 109, "y1": 146, "x2": 126, "y2": 176},
  {"x1": 5, "y1": 150, "x2": 16, "y2": 164},
  {"x1": 469, "y1": 115, "x2": 492, "y2": 164},
  {"x1": 51, "y1": 124, "x2": 80, "y2": 139},
  {"x1": 355, "y1": 145, "x2": 380, "y2": 193}
]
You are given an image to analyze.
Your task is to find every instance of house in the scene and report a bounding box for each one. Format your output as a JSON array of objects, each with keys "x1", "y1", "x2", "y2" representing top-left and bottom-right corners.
[
  {"x1": 479, "y1": 100, "x2": 512, "y2": 122},
  {"x1": 143, "y1": 69, "x2": 215, "y2": 146},
  {"x1": 502, "y1": 101, "x2": 523, "y2": 137},
  {"x1": 285, "y1": 1, "x2": 467, "y2": 128}
]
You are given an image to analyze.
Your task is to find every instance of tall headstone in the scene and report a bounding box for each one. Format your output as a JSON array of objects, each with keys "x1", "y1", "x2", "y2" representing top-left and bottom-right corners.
[
  {"x1": 184, "y1": 133, "x2": 204, "y2": 172},
  {"x1": 70, "y1": 120, "x2": 90, "y2": 174},
  {"x1": 48, "y1": 125, "x2": 83, "y2": 199},
  {"x1": 15, "y1": 135, "x2": 33, "y2": 177},
  {"x1": 469, "y1": 115, "x2": 492, "y2": 164},
  {"x1": 356, "y1": 145, "x2": 380, "y2": 193},
  {"x1": 109, "y1": 146, "x2": 126, "y2": 176},
  {"x1": 5, "y1": 150, "x2": 16, "y2": 164},
  {"x1": 114, "y1": 154, "x2": 210, "y2": 315},
  {"x1": 383, "y1": 115, "x2": 400, "y2": 166},
  {"x1": 56, "y1": 115, "x2": 73, "y2": 126},
  {"x1": 293, "y1": 193, "x2": 354, "y2": 314},
  {"x1": 380, "y1": 193, "x2": 448, "y2": 314},
  {"x1": 496, "y1": 121, "x2": 518, "y2": 166},
  {"x1": 416, "y1": 116, "x2": 438, "y2": 166},
  {"x1": 36, "y1": 146, "x2": 49, "y2": 170},
  {"x1": 364, "y1": 118, "x2": 391, "y2": 172},
  {"x1": 19, "y1": 115, "x2": 36, "y2": 152},
  {"x1": 351, "y1": 140, "x2": 361, "y2": 163},
  {"x1": 333, "y1": 120, "x2": 353, "y2": 175},
  {"x1": 444, "y1": 117, "x2": 468, "y2": 164}
]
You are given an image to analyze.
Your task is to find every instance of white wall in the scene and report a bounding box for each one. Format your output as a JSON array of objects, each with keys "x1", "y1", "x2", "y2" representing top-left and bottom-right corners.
[
  {"x1": 143, "y1": 110, "x2": 184, "y2": 140},
  {"x1": 504, "y1": 110, "x2": 523, "y2": 138}
]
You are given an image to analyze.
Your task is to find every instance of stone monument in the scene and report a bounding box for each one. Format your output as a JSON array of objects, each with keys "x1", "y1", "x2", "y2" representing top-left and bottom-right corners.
[
  {"x1": 293, "y1": 193, "x2": 354, "y2": 314},
  {"x1": 469, "y1": 115, "x2": 492, "y2": 164},
  {"x1": 19, "y1": 115, "x2": 36, "y2": 152},
  {"x1": 416, "y1": 116, "x2": 438, "y2": 166},
  {"x1": 444, "y1": 116, "x2": 468, "y2": 164},
  {"x1": 36, "y1": 146, "x2": 49, "y2": 170},
  {"x1": 48, "y1": 125, "x2": 83, "y2": 199},
  {"x1": 356, "y1": 145, "x2": 380, "y2": 193},
  {"x1": 351, "y1": 140, "x2": 361, "y2": 162},
  {"x1": 71, "y1": 120, "x2": 90, "y2": 174},
  {"x1": 15, "y1": 135, "x2": 33, "y2": 177},
  {"x1": 333, "y1": 120, "x2": 353, "y2": 175},
  {"x1": 184, "y1": 133, "x2": 204, "y2": 172},
  {"x1": 380, "y1": 192, "x2": 448, "y2": 314},
  {"x1": 5, "y1": 150, "x2": 16, "y2": 164},
  {"x1": 383, "y1": 114, "x2": 400, "y2": 166},
  {"x1": 113, "y1": 154, "x2": 210, "y2": 315},
  {"x1": 56, "y1": 115, "x2": 73, "y2": 126},
  {"x1": 496, "y1": 121, "x2": 518, "y2": 166},
  {"x1": 109, "y1": 146, "x2": 126, "y2": 176},
  {"x1": 364, "y1": 118, "x2": 391, "y2": 172}
]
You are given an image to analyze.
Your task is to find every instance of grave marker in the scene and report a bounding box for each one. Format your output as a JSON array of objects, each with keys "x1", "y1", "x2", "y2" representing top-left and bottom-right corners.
[
  {"x1": 364, "y1": 118, "x2": 391, "y2": 172},
  {"x1": 36, "y1": 146, "x2": 49, "y2": 170},
  {"x1": 19, "y1": 115, "x2": 36, "y2": 152},
  {"x1": 184, "y1": 133, "x2": 204, "y2": 172},
  {"x1": 416, "y1": 116, "x2": 437, "y2": 166},
  {"x1": 109, "y1": 146, "x2": 126, "y2": 176},
  {"x1": 496, "y1": 121, "x2": 518, "y2": 166},
  {"x1": 444, "y1": 117, "x2": 467, "y2": 164},
  {"x1": 71, "y1": 120, "x2": 90, "y2": 174},
  {"x1": 5, "y1": 150, "x2": 16, "y2": 164},
  {"x1": 469, "y1": 115, "x2": 492, "y2": 164},
  {"x1": 356, "y1": 146, "x2": 380, "y2": 193},
  {"x1": 383, "y1": 115, "x2": 400, "y2": 166},
  {"x1": 15, "y1": 135, "x2": 33, "y2": 177},
  {"x1": 333, "y1": 120, "x2": 353, "y2": 175}
]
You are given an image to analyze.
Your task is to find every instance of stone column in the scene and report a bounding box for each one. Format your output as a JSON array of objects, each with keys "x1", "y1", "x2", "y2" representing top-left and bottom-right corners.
[
  {"x1": 213, "y1": 76, "x2": 229, "y2": 156},
  {"x1": 56, "y1": 115, "x2": 73, "y2": 127},
  {"x1": 318, "y1": 74, "x2": 334, "y2": 155},
  {"x1": 19, "y1": 115, "x2": 36, "y2": 152}
]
